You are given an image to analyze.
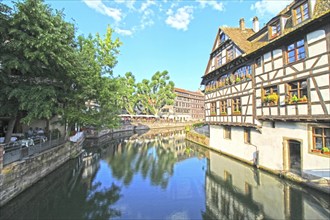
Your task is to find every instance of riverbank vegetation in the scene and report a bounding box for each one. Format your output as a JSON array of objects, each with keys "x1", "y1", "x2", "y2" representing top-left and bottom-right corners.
[{"x1": 0, "y1": 0, "x2": 176, "y2": 142}]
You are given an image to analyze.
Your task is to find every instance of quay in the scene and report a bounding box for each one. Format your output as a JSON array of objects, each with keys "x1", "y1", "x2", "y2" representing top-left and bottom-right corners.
[{"x1": 0, "y1": 121, "x2": 193, "y2": 207}]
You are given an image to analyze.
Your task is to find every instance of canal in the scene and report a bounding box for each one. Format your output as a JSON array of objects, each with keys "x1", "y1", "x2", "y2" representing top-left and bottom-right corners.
[{"x1": 0, "y1": 129, "x2": 329, "y2": 219}]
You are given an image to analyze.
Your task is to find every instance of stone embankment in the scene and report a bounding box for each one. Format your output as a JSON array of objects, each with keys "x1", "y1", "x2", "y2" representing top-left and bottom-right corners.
[
  {"x1": 0, "y1": 121, "x2": 195, "y2": 207},
  {"x1": 0, "y1": 138, "x2": 84, "y2": 207}
]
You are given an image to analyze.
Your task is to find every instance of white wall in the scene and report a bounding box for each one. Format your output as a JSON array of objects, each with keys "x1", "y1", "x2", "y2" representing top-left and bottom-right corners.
[
  {"x1": 210, "y1": 122, "x2": 330, "y2": 172},
  {"x1": 209, "y1": 125, "x2": 257, "y2": 163}
]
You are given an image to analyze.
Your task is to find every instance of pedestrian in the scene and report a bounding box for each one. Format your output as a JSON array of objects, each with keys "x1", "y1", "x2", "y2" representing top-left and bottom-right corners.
[{"x1": 27, "y1": 127, "x2": 33, "y2": 137}]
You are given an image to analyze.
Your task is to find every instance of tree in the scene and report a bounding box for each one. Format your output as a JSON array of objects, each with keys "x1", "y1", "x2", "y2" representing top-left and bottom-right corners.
[
  {"x1": 70, "y1": 27, "x2": 122, "y2": 129},
  {"x1": 136, "y1": 71, "x2": 176, "y2": 115},
  {"x1": 117, "y1": 72, "x2": 137, "y2": 115},
  {"x1": 0, "y1": 0, "x2": 122, "y2": 142},
  {"x1": 0, "y1": 0, "x2": 79, "y2": 142}
]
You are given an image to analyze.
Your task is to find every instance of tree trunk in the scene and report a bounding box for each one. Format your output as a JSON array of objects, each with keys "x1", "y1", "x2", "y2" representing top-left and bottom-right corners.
[{"x1": 5, "y1": 117, "x2": 17, "y2": 143}]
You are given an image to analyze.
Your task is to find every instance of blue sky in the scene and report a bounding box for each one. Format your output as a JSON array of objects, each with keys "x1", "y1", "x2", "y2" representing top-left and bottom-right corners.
[{"x1": 7, "y1": 0, "x2": 292, "y2": 91}]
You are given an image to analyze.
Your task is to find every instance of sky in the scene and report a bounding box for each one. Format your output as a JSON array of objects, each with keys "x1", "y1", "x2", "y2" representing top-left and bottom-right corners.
[{"x1": 6, "y1": 0, "x2": 292, "y2": 91}]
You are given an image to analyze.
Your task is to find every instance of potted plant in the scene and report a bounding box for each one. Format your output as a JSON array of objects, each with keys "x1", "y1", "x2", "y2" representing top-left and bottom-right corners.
[
  {"x1": 268, "y1": 93, "x2": 279, "y2": 105},
  {"x1": 263, "y1": 96, "x2": 269, "y2": 105},
  {"x1": 233, "y1": 109, "x2": 241, "y2": 115},
  {"x1": 321, "y1": 147, "x2": 330, "y2": 155},
  {"x1": 291, "y1": 94, "x2": 298, "y2": 103},
  {"x1": 235, "y1": 76, "x2": 241, "y2": 83},
  {"x1": 229, "y1": 74, "x2": 235, "y2": 84},
  {"x1": 298, "y1": 95, "x2": 308, "y2": 103}
]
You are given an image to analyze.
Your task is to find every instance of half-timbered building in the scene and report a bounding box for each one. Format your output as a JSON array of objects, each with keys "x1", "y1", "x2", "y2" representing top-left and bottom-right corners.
[{"x1": 201, "y1": 0, "x2": 330, "y2": 177}]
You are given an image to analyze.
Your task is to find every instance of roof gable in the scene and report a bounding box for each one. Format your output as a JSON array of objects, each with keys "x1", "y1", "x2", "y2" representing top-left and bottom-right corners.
[{"x1": 221, "y1": 27, "x2": 255, "y2": 53}]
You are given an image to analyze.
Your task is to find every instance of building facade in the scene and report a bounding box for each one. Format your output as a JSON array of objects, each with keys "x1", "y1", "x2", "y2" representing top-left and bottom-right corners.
[
  {"x1": 201, "y1": 0, "x2": 329, "y2": 176},
  {"x1": 160, "y1": 88, "x2": 205, "y2": 121}
]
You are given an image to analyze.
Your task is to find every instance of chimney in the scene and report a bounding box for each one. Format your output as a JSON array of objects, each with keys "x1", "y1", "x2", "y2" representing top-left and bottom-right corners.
[
  {"x1": 253, "y1": 16, "x2": 259, "y2": 32},
  {"x1": 239, "y1": 18, "x2": 245, "y2": 31}
]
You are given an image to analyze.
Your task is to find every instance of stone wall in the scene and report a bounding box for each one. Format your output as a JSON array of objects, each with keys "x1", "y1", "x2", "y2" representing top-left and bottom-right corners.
[{"x1": 0, "y1": 140, "x2": 83, "y2": 207}]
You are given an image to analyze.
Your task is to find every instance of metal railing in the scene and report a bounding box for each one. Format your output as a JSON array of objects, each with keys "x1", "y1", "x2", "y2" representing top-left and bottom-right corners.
[{"x1": 3, "y1": 136, "x2": 66, "y2": 166}]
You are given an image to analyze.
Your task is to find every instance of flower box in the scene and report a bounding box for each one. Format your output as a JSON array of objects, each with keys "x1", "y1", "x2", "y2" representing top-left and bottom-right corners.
[{"x1": 232, "y1": 111, "x2": 241, "y2": 115}]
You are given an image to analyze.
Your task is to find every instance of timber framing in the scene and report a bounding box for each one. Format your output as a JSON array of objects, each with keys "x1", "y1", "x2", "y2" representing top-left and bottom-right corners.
[{"x1": 202, "y1": 0, "x2": 330, "y2": 128}]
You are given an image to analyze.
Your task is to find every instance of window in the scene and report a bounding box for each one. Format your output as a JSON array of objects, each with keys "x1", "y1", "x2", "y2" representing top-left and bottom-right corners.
[
  {"x1": 217, "y1": 52, "x2": 225, "y2": 67},
  {"x1": 294, "y1": 2, "x2": 309, "y2": 25},
  {"x1": 286, "y1": 80, "x2": 308, "y2": 103},
  {"x1": 227, "y1": 46, "x2": 234, "y2": 61},
  {"x1": 270, "y1": 21, "x2": 281, "y2": 37},
  {"x1": 220, "y1": 100, "x2": 227, "y2": 115},
  {"x1": 245, "y1": 182, "x2": 252, "y2": 199},
  {"x1": 287, "y1": 39, "x2": 305, "y2": 63},
  {"x1": 220, "y1": 33, "x2": 228, "y2": 44},
  {"x1": 232, "y1": 98, "x2": 241, "y2": 114},
  {"x1": 256, "y1": 57, "x2": 262, "y2": 68},
  {"x1": 262, "y1": 86, "x2": 279, "y2": 105},
  {"x1": 233, "y1": 65, "x2": 252, "y2": 82},
  {"x1": 210, "y1": 102, "x2": 216, "y2": 115},
  {"x1": 312, "y1": 127, "x2": 330, "y2": 151},
  {"x1": 244, "y1": 128, "x2": 251, "y2": 144},
  {"x1": 224, "y1": 126, "x2": 231, "y2": 139},
  {"x1": 224, "y1": 171, "x2": 232, "y2": 184}
]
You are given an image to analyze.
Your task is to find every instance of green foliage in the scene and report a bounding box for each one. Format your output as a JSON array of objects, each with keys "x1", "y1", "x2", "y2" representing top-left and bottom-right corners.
[
  {"x1": 322, "y1": 147, "x2": 330, "y2": 153},
  {"x1": 0, "y1": 0, "x2": 78, "y2": 127},
  {"x1": 291, "y1": 94, "x2": 298, "y2": 103},
  {"x1": 117, "y1": 72, "x2": 137, "y2": 115},
  {"x1": 192, "y1": 122, "x2": 205, "y2": 128},
  {"x1": 136, "y1": 70, "x2": 176, "y2": 115},
  {"x1": 0, "y1": 0, "x2": 122, "y2": 141},
  {"x1": 65, "y1": 27, "x2": 122, "y2": 129}
]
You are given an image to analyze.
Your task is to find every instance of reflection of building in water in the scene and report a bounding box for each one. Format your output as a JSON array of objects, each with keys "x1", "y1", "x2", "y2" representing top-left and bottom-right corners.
[
  {"x1": 122, "y1": 129, "x2": 209, "y2": 163},
  {"x1": 204, "y1": 152, "x2": 330, "y2": 219},
  {"x1": 82, "y1": 151, "x2": 100, "y2": 182}
]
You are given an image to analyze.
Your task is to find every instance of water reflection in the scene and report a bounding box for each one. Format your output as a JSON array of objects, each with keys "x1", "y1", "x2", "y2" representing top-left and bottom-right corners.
[
  {"x1": 202, "y1": 151, "x2": 330, "y2": 220},
  {"x1": 104, "y1": 129, "x2": 187, "y2": 188},
  {"x1": 0, "y1": 155, "x2": 122, "y2": 220},
  {"x1": 1, "y1": 129, "x2": 329, "y2": 220}
]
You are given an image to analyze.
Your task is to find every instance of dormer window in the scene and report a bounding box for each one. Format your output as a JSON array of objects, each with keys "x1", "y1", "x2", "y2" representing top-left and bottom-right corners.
[
  {"x1": 294, "y1": 1, "x2": 309, "y2": 25},
  {"x1": 269, "y1": 21, "x2": 281, "y2": 38},
  {"x1": 220, "y1": 33, "x2": 228, "y2": 44}
]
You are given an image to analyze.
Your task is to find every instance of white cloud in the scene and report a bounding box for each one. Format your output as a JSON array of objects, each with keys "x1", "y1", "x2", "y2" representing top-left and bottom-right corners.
[
  {"x1": 83, "y1": 0, "x2": 122, "y2": 21},
  {"x1": 115, "y1": 28, "x2": 133, "y2": 36},
  {"x1": 250, "y1": 0, "x2": 291, "y2": 18},
  {"x1": 165, "y1": 6, "x2": 194, "y2": 31},
  {"x1": 197, "y1": 0, "x2": 224, "y2": 11},
  {"x1": 140, "y1": 9, "x2": 155, "y2": 29},
  {"x1": 114, "y1": 0, "x2": 136, "y2": 10},
  {"x1": 140, "y1": 0, "x2": 156, "y2": 12}
]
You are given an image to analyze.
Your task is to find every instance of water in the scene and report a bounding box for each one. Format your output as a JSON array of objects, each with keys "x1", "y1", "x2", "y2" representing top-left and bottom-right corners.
[{"x1": 1, "y1": 129, "x2": 329, "y2": 220}]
